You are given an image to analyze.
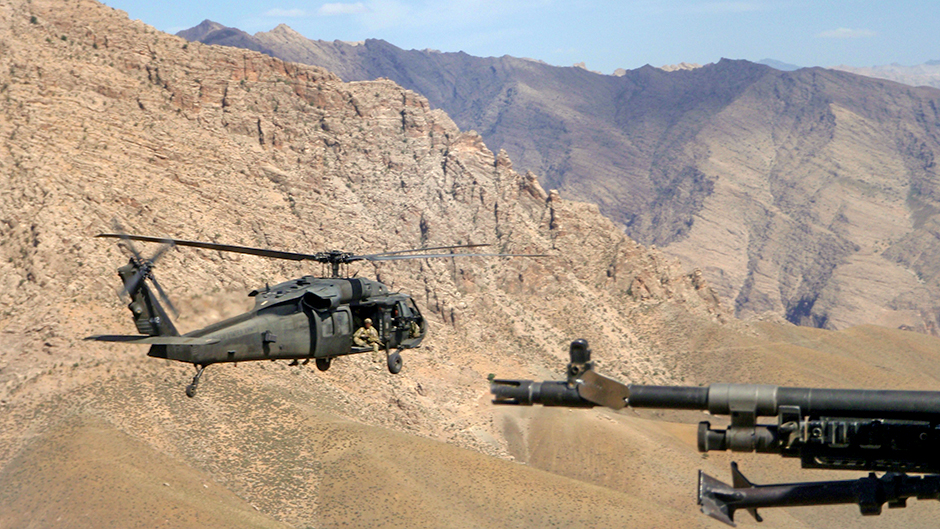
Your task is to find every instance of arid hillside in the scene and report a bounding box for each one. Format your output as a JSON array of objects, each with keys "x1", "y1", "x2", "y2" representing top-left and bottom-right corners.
[
  {"x1": 0, "y1": 0, "x2": 723, "y2": 410},
  {"x1": 3, "y1": 2, "x2": 940, "y2": 528},
  {"x1": 181, "y1": 23, "x2": 940, "y2": 337},
  {"x1": 0, "y1": 0, "x2": 719, "y2": 526}
]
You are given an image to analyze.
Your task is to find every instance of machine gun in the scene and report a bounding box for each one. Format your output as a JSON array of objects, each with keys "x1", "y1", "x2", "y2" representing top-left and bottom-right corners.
[{"x1": 490, "y1": 339, "x2": 940, "y2": 525}]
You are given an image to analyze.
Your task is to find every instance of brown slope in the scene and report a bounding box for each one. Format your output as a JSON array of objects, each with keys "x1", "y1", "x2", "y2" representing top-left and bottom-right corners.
[
  {"x1": 11, "y1": 321, "x2": 940, "y2": 529},
  {"x1": 0, "y1": 414, "x2": 292, "y2": 529},
  {"x1": 1, "y1": 371, "x2": 710, "y2": 529},
  {"x1": 187, "y1": 23, "x2": 940, "y2": 336},
  {"x1": 662, "y1": 67, "x2": 940, "y2": 331}
]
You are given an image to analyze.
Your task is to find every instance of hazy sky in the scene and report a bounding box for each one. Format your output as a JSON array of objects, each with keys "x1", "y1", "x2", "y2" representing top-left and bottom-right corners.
[{"x1": 101, "y1": 0, "x2": 939, "y2": 75}]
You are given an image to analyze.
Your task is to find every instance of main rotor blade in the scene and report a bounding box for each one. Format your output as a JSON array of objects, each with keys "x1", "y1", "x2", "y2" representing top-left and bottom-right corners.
[
  {"x1": 362, "y1": 252, "x2": 550, "y2": 262},
  {"x1": 96, "y1": 234, "x2": 325, "y2": 262},
  {"x1": 357, "y1": 244, "x2": 490, "y2": 259},
  {"x1": 96, "y1": 234, "x2": 547, "y2": 265}
]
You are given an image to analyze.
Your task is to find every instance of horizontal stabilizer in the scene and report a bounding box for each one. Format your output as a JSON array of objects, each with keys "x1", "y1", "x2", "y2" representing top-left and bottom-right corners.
[{"x1": 85, "y1": 335, "x2": 219, "y2": 345}]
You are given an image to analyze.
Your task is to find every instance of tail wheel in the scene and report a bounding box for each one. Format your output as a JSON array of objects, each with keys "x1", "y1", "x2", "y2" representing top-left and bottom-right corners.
[
  {"x1": 387, "y1": 351, "x2": 402, "y2": 374},
  {"x1": 315, "y1": 357, "x2": 332, "y2": 372}
]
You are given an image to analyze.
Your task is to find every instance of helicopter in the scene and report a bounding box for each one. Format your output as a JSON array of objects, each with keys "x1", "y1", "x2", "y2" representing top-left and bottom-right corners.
[{"x1": 87, "y1": 231, "x2": 544, "y2": 397}]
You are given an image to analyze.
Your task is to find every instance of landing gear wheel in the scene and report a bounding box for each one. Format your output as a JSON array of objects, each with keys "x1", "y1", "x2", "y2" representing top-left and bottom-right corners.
[
  {"x1": 387, "y1": 351, "x2": 403, "y2": 374},
  {"x1": 185, "y1": 364, "x2": 207, "y2": 398},
  {"x1": 316, "y1": 357, "x2": 332, "y2": 372}
]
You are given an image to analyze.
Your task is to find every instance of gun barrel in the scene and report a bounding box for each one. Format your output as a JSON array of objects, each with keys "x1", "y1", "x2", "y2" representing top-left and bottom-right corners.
[
  {"x1": 768, "y1": 386, "x2": 940, "y2": 419},
  {"x1": 706, "y1": 384, "x2": 940, "y2": 419},
  {"x1": 625, "y1": 385, "x2": 709, "y2": 410},
  {"x1": 490, "y1": 379, "x2": 595, "y2": 407},
  {"x1": 492, "y1": 380, "x2": 940, "y2": 418},
  {"x1": 624, "y1": 383, "x2": 940, "y2": 419}
]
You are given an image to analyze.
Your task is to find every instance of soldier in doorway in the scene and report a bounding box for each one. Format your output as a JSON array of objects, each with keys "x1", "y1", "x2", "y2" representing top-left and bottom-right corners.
[{"x1": 353, "y1": 317, "x2": 382, "y2": 363}]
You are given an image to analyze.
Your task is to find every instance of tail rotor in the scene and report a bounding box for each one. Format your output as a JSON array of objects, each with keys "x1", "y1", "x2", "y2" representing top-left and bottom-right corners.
[{"x1": 108, "y1": 220, "x2": 179, "y2": 319}]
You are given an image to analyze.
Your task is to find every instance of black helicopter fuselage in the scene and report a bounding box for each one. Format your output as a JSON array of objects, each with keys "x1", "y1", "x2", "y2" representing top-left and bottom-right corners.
[
  {"x1": 90, "y1": 261, "x2": 426, "y2": 395},
  {"x1": 149, "y1": 275, "x2": 425, "y2": 366}
]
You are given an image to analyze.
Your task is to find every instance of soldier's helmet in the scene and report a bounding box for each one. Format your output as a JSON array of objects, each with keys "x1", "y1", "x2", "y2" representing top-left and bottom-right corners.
[{"x1": 364, "y1": 318, "x2": 373, "y2": 325}]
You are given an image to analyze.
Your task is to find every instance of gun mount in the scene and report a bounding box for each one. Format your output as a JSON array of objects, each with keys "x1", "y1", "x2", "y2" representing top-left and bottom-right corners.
[{"x1": 491, "y1": 339, "x2": 940, "y2": 525}]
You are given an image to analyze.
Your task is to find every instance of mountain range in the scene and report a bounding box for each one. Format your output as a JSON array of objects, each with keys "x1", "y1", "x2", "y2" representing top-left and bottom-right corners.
[{"x1": 179, "y1": 21, "x2": 940, "y2": 337}]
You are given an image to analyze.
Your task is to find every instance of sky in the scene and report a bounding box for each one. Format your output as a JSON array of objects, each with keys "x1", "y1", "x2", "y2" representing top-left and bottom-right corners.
[{"x1": 101, "y1": 0, "x2": 939, "y2": 75}]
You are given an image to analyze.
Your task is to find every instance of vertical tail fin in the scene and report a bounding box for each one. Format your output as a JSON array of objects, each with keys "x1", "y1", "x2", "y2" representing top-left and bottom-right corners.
[{"x1": 118, "y1": 263, "x2": 179, "y2": 337}]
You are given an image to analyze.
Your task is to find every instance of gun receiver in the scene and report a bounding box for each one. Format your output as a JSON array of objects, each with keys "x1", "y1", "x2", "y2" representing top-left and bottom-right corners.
[{"x1": 490, "y1": 339, "x2": 940, "y2": 525}]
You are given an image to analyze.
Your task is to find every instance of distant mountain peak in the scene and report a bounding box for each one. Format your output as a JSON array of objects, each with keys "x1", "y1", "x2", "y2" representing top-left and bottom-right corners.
[
  {"x1": 572, "y1": 62, "x2": 602, "y2": 74},
  {"x1": 269, "y1": 23, "x2": 301, "y2": 36},
  {"x1": 259, "y1": 23, "x2": 309, "y2": 45},
  {"x1": 194, "y1": 19, "x2": 223, "y2": 31},
  {"x1": 176, "y1": 19, "x2": 226, "y2": 41},
  {"x1": 757, "y1": 58, "x2": 802, "y2": 71},
  {"x1": 658, "y1": 62, "x2": 703, "y2": 72},
  {"x1": 176, "y1": 20, "x2": 275, "y2": 56}
]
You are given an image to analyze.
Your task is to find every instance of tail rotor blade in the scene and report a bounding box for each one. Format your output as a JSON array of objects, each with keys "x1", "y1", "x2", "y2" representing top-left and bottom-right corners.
[
  {"x1": 149, "y1": 275, "x2": 179, "y2": 318},
  {"x1": 149, "y1": 241, "x2": 176, "y2": 265}
]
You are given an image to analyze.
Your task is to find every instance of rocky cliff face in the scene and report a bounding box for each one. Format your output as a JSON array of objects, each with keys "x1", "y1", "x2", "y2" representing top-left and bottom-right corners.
[
  {"x1": 180, "y1": 24, "x2": 940, "y2": 336},
  {"x1": 0, "y1": 1, "x2": 735, "y2": 526}
]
